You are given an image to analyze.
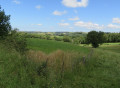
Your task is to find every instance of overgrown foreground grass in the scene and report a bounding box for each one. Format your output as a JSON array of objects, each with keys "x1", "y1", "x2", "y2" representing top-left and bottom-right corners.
[{"x1": 0, "y1": 39, "x2": 120, "y2": 88}]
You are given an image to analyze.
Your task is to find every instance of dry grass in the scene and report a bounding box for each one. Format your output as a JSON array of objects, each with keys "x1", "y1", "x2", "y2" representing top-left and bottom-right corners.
[{"x1": 27, "y1": 50, "x2": 85, "y2": 70}]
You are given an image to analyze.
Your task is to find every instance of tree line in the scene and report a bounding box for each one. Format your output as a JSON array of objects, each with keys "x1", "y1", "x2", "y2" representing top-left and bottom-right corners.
[{"x1": 104, "y1": 33, "x2": 120, "y2": 43}]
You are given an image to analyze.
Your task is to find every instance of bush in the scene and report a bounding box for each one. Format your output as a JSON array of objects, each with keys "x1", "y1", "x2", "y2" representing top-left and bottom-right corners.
[
  {"x1": 46, "y1": 35, "x2": 54, "y2": 40},
  {"x1": 5, "y1": 29, "x2": 27, "y2": 54},
  {"x1": 73, "y1": 36, "x2": 87, "y2": 44},
  {"x1": 63, "y1": 36, "x2": 71, "y2": 42},
  {"x1": 73, "y1": 38, "x2": 80, "y2": 44},
  {"x1": 40, "y1": 35, "x2": 46, "y2": 39},
  {"x1": 54, "y1": 36, "x2": 63, "y2": 41}
]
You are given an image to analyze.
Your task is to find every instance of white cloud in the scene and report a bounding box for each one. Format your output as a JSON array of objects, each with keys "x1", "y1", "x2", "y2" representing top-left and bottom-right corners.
[
  {"x1": 69, "y1": 17, "x2": 79, "y2": 21},
  {"x1": 62, "y1": 0, "x2": 88, "y2": 8},
  {"x1": 112, "y1": 18, "x2": 120, "y2": 24},
  {"x1": 74, "y1": 20, "x2": 120, "y2": 30},
  {"x1": 74, "y1": 10, "x2": 78, "y2": 14},
  {"x1": 107, "y1": 24, "x2": 120, "y2": 29},
  {"x1": 35, "y1": 5, "x2": 41, "y2": 9},
  {"x1": 69, "y1": 27, "x2": 74, "y2": 29},
  {"x1": 61, "y1": 20, "x2": 65, "y2": 22},
  {"x1": 58, "y1": 23, "x2": 70, "y2": 26},
  {"x1": 31, "y1": 24, "x2": 43, "y2": 26},
  {"x1": 37, "y1": 24, "x2": 42, "y2": 26},
  {"x1": 74, "y1": 21, "x2": 105, "y2": 29},
  {"x1": 53, "y1": 10, "x2": 67, "y2": 16},
  {"x1": 13, "y1": 0, "x2": 20, "y2": 4}
]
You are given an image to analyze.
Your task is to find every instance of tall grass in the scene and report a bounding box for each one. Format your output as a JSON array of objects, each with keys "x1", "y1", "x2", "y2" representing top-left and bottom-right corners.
[
  {"x1": 27, "y1": 50, "x2": 86, "y2": 71},
  {"x1": 0, "y1": 41, "x2": 120, "y2": 88},
  {"x1": 26, "y1": 47, "x2": 120, "y2": 88}
]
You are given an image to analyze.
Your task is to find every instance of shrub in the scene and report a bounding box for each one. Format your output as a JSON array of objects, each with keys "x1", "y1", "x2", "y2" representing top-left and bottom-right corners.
[
  {"x1": 63, "y1": 36, "x2": 71, "y2": 42},
  {"x1": 5, "y1": 29, "x2": 27, "y2": 54},
  {"x1": 54, "y1": 36, "x2": 63, "y2": 41},
  {"x1": 73, "y1": 38, "x2": 80, "y2": 44},
  {"x1": 46, "y1": 35, "x2": 54, "y2": 40}
]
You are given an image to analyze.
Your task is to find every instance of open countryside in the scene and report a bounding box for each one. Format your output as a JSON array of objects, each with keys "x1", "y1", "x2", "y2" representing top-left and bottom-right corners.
[{"x1": 0, "y1": 0, "x2": 120, "y2": 88}]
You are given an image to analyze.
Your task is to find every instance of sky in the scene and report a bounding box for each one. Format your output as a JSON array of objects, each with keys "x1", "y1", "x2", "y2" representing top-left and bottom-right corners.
[{"x1": 0, "y1": 0, "x2": 120, "y2": 32}]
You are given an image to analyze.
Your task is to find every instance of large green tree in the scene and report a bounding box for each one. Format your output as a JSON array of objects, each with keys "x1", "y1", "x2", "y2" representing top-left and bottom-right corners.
[
  {"x1": 87, "y1": 31, "x2": 105, "y2": 48},
  {"x1": 0, "y1": 6, "x2": 11, "y2": 38}
]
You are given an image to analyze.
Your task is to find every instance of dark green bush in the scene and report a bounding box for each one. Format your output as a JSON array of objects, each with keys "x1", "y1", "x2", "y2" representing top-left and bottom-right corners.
[
  {"x1": 63, "y1": 36, "x2": 71, "y2": 42},
  {"x1": 5, "y1": 29, "x2": 28, "y2": 54},
  {"x1": 54, "y1": 36, "x2": 63, "y2": 41}
]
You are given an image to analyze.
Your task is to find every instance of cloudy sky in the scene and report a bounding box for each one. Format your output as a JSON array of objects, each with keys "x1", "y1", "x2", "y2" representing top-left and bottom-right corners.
[{"x1": 0, "y1": 0, "x2": 120, "y2": 32}]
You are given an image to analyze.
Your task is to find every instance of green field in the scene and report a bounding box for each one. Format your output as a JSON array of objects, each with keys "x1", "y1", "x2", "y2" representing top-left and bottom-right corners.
[
  {"x1": 80, "y1": 42, "x2": 120, "y2": 53},
  {"x1": 99, "y1": 43, "x2": 120, "y2": 53},
  {"x1": 0, "y1": 38, "x2": 120, "y2": 88},
  {"x1": 26, "y1": 38, "x2": 120, "y2": 87},
  {"x1": 27, "y1": 38, "x2": 90, "y2": 54}
]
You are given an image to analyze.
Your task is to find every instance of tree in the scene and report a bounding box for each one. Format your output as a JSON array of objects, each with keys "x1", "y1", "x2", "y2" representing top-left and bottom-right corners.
[
  {"x1": 87, "y1": 31, "x2": 105, "y2": 48},
  {"x1": 0, "y1": 6, "x2": 11, "y2": 38}
]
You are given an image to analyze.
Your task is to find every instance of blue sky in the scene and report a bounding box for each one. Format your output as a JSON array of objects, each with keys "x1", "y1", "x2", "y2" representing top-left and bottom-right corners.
[{"x1": 0, "y1": 0, "x2": 120, "y2": 32}]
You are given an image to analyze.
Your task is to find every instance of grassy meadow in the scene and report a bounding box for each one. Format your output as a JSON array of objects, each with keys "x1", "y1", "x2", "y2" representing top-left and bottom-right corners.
[
  {"x1": 99, "y1": 43, "x2": 120, "y2": 53},
  {"x1": 27, "y1": 38, "x2": 90, "y2": 54},
  {"x1": 0, "y1": 38, "x2": 120, "y2": 88},
  {"x1": 26, "y1": 38, "x2": 120, "y2": 88}
]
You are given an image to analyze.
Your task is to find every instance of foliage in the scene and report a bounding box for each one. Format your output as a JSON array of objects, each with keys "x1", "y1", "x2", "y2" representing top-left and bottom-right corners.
[
  {"x1": 73, "y1": 36, "x2": 87, "y2": 44},
  {"x1": 73, "y1": 37, "x2": 80, "y2": 44},
  {"x1": 23, "y1": 32, "x2": 120, "y2": 48},
  {"x1": 0, "y1": 6, "x2": 11, "y2": 38},
  {"x1": 87, "y1": 31, "x2": 105, "y2": 48},
  {"x1": 46, "y1": 34, "x2": 54, "y2": 40},
  {"x1": 104, "y1": 33, "x2": 120, "y2": 43},
  {"x1": 63, "y1": 35, "x2": 71, "y2": 42},
  {"x1": 54, "y1": 36, "x2": 63, "y2": 41},
  {"x1": 5, "y1": 28, "x2": 27, "y2": 54}
]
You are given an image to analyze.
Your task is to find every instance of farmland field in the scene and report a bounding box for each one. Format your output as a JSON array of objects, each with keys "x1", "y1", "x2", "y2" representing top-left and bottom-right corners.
[{"x1": 27, "y1": 38, "x2": 90, "y2": 54}]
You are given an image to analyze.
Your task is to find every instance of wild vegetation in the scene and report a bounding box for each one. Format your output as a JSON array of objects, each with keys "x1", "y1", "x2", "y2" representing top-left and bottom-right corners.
[
  {"x1": 23, "y1": 31, "x2": 120, "y2": 46},
  {"x1": 0, "y1": 6, "x2": 120, "y2": 88},
  {"x1": 1, "y1": 39, "x2": 120, "y2": 88}
]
